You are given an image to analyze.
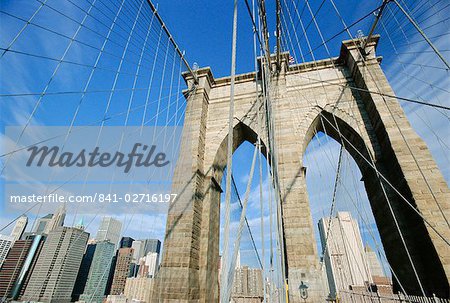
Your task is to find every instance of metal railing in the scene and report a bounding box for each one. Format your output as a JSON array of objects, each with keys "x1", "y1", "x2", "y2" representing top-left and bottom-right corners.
[{"x1": 333, "y1": 291, "x2": 450, "y2": 303}]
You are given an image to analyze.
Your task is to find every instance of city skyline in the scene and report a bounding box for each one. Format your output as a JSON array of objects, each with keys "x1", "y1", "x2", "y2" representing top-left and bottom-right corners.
[
  {"x1": 0, "y1": 0, "x2": 448, "y2": 301},
  {"x1": 0, "y1": 212, "x2": 164, "y2": 303}
]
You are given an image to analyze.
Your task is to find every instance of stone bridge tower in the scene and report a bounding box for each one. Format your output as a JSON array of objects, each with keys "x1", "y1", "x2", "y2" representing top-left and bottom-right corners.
[{"x1": 151, "y1": 36, "x2": 450, "y2": 302}]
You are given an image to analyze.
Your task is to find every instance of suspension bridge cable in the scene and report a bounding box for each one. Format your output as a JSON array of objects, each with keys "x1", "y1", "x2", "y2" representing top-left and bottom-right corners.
[
  {"x1": 302, "y1": 4, "x2": 384, "y2": 57},
  {"x1": 332, "y1": 0, "x2": 450, "y2": 231},
  {"x1": 320, "y1": 11, "x2": 425, "y2": 294},
  {"x1": 264, "y1": 61, "x2": 289, "y2": 303},
  {"x1": 0, "y1": 79, "x2": 192, "y2": 295},
  {"x1": 0, "y1": 90, "x2": 186, "y2": 159},
  {"x1": 393, "y1": 0, "x2": 449, "y2": 69},
  {"x1": 395, "y1": 32, "x2": 450, "y2": 49},
  {"x1": 224, "y1": 146, "x2": 259, "y2": 302},
  {"x1": 11, "y1": 0, "x2": 166, "y2": 67},
  {"x1": 141, "y1": 27, "x2": 164, "y2": 129},
  {"x1": 15, "y1": 57, "x2": 192, "y2": 303},
  {"x1": 284, "y1": 3, "x2": 442, "y2": 294},
  {"x1": 220, "y1": 0, "x2": 238, "y2": 300},
  {"x1": 281, "y1": 9, "x2": 305, "y2": 62},
  {"x1": 379, "y1": 18, "x2": 450, "y2": 155},
  {"x1": 0, "y1": 0, "x2": 191, "y2": 297},
  {"x1": 242, "y1": 0, "x2": 266, "y2": 56},
  {"x1": 250, "y1": 0, "x2": 268, "y2": 299},
  {"x1": 145, "y1": 0, "x2": 197, "y2": 82},
  {"x1": 230, "y1": 175, "x2": 263, "y2": 269},
  {"x1": 0, "y1": 0, "x2": 49, "y2": 58},
  {"x1": 320, "y1": 145, "x2": 343, "y2": 264},
  {"x1": 46, "y1": 0, "x2": 147, "y2": 223},
  {"x1": 258, "y1": 33, "x2": 287, "y2": 301},
  {"x1": 318, "y1": 111, "x2": 450, "y2": 247},
  {"x1": 259, "y1": 0, "x2": 273, "y2": 66},
  {"x1": 384, "y1": 0, "x2": 449, "y2": 42},
  {"x1": 310, "y1": 128, "x2": 412, "y2": 300},
  {"x1": 258, "y1": 41, "x2": 277, "y2": 303},
  {"x1": 363, "y1": 0, "x2": 391, "y2": 49},
  {"x1": 295, "y1": 0, "x2": 327, "y2": 44},
  {"x1": 289, "y1": 74, "x2": 450, "y2": 111},
  {"x1": 0, "y1": 0, "x2": 127, "y2": 175}
]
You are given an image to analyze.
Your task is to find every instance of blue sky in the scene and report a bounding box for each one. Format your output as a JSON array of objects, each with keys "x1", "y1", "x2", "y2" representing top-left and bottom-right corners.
[{"x1": 1, "y1": 0, "x2": 449, "y2": 277}]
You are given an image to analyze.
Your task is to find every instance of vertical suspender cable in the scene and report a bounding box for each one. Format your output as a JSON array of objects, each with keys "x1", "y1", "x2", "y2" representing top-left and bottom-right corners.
[
  {"x1": 220, "y1": 0, "x2": 238, "y2": 301},
  {"x1": 225, "y1": 145, "x2": 259, "y2": 302},
  {"x1": 250, "y1": 0, "x2": 268, "y2": 300}
]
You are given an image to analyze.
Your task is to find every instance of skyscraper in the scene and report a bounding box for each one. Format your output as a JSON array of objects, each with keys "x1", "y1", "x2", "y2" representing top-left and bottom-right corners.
[
  {"x1": 145, "y1": 252, "x2": 159, "y2": 278},
  {"x1": 137, "y1": 252, "x2": 159, "y2": 278},
  {"x1": 104, "y1": 255, "x2": 117, "y2": 296},
  {"x1": 96, "y1": 217, "x2": 122, "y2": 248},
  {"x1": 143, "y1": 239, "x2": 161, "y2": 255},
  {"x1": 365, "y1": 245, "x2": 384, "y2": 278},
  {"x1": 32, "y1": 214, "x2": 53, "y2": 235},
  {"x1": 0, "y1": 238, "x2": 33, "y2": 299},
  {"x1": 130, "y1": 239, "x2": 160, "y2": 263},
  {"x1": 120, "y1": 237, "x2": 134, "y2": 248},
  {"x1": 0, "y1": 235, "x2": 15, "y2": 267},
  {"x1": 10, "y1": 216, "x2": 28, "y2": 241},
  {"x1": 16, "y1": 235, "x2": 45, "y2": 300},
  {"x1": 131, "y1": 240, "x2": 145, "y2": 262},
  {"x1": 72, "y1": 243, "x2": 97, "y2": 301},
  {"x1": 43, "y1": 205, "x2": 66, "y2": 234},
  {"x1": 318, "y1": 212, "x2": 370, "y2": 298},
  {"x1": 80, "y1": 241, "x2": 116, "y2": 303},
  {"x1": 110, "y1": 247, "x2": 134, "y2": 295},
  {"x1": 22, "y1": 226, "x2": 89, "y2": 302}
]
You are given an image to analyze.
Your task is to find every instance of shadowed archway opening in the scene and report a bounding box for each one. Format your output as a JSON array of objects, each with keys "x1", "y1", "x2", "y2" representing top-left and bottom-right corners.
[
  {"x1": 205, "y1": 121, "x2": 285, "y2": 301},
  {"x1": 299, "y1": 109, "x2": 448, "y2": 297},
  {"x1": 303, "y1": 128, "x2": 390, "y2": 298}
]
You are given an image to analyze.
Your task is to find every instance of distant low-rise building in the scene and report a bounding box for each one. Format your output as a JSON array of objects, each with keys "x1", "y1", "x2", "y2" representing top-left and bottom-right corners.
[
  {"x1": 124, "y1": 277, "x2": 154, "y2": 302},
  {"x1": 231, "y1": 266, "x2": 264, "y2": 302},
  {"x1": 105, "y1": 294, "x2": 128, "y2": 303},
  {"x1": 371, "y1": 275, "x2": 393, "y2": 295}
]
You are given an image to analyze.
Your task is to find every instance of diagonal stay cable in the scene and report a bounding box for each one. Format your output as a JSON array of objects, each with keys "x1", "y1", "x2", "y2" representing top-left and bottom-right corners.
[
  {"x1": 0, "y1": 0, "x2": 105, "y2": 176},
  {"x1": 231, "y1": 174, "x2": 263, "y2": 269}
]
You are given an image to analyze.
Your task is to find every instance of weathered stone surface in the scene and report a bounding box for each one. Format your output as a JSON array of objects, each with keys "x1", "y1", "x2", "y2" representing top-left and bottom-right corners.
[{"x1": 151, "y1": 36, "x2": 450, "y2": 302}]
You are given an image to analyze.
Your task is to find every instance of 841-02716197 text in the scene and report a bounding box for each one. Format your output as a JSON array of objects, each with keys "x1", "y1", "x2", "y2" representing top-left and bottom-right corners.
[{"x1": 97, "y1": 193, "x2": 177, "y2": 203}]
